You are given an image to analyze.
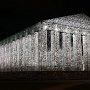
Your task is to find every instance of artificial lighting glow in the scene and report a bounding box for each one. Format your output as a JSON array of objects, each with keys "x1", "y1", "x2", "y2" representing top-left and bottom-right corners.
[
  {"x1": 0, "y1": 14, "x2": 90, "y2": 72},
  {"x1": 43, "y1": 25, "x2": 48, "y2": 30},
  {"x1": 55, "y1": 25, "x2": 59, "y2": 31},
  {"x1": 82, "y1": 32, "x2": 87, "y2": 35}
]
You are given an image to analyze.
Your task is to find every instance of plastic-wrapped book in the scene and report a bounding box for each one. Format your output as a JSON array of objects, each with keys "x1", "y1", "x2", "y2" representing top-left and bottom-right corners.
[{"x1": 0, "y1": 14, "x2": 90, "y2": 72}]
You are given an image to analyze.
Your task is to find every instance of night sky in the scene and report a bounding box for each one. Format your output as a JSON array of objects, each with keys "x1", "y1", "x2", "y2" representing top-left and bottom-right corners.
[{"x1": 0, "y1": 0, "x2": 89, "y2": 40}]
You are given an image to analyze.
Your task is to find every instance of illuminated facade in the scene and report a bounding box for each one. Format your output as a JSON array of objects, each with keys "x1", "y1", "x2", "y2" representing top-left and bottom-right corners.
[{"x1": 0, "y1": 14, "x2": 90, "y2": 71}]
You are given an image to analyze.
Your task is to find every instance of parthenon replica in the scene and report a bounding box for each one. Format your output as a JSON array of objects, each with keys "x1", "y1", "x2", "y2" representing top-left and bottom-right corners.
[{"x1": 0, "y1": 14, "x2": 90, "y2": 72}]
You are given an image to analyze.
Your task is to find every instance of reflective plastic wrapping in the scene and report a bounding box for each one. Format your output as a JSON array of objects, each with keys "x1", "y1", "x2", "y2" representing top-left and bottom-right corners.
[{"x1": 0, "y1": 14, "x2": 90, "y2": 71}]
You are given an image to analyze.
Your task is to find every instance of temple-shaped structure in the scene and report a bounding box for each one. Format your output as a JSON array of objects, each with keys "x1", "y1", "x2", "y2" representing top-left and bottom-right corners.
[{"x1": 0, "y1": 14, "x2": 90, "y2": 71}]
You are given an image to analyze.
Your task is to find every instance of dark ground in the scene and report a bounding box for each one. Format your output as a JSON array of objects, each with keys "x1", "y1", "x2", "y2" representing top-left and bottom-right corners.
[
  {"x1": 1, "y1": 80, "x2": 90, "y2": 90},
  {"x1": 0, "y1": 71, "x2": 90, "y2": 81},
  {"x1": 0, "y1": 71, "x2": 90, "y2": 90}
]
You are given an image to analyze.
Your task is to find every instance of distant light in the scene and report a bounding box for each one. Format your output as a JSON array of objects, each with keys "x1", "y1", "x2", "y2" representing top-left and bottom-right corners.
[
  {"x1": 43, "y1": 25, "x2": 48, "y2": 30},
  {"x1": 65, "y1": 28, "x2": 68, "y2": 33},
  {"x1": 83, "y1": 32, "x2": 87, "y2": 35},
  {"x1": 55, "y1": 25, "x2": 59, "y2": 31},
  {"x1": 75, "y1": 30, "x2": 78, "y2": 34},
  {"x1": 65, "y1": 26, "x2": 69, "y2": 33}
]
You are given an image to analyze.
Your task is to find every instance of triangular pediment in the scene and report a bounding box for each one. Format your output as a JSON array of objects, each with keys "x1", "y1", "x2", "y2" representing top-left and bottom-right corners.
[{"x1": 43, "y1": 13, "x2": 90, "y2": 30}]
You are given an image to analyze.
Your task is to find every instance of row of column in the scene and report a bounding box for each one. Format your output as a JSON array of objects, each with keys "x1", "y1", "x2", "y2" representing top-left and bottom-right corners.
[
  {"x1": 38, "y1": 29, "x2": 90, "y2": 71},
  {"x1": 0, "y1": 32, "x2": 39, "y2": 71},
  {"x1": 0, "y1": 29, "x2": 90, "y2": 71}
]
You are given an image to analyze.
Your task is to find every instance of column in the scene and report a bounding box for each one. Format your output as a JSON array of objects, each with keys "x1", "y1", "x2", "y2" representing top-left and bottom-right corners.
[
  {"x1": 54, "y1": 31, "x2": 61, "y2": 70},
  {"x1": 31, "y1": 32, "x2": 39, "y2": 70},
  {"x1": 51, "y1": 30, "x2": 55, "y2": 70},
  {"x1": 15, "y1": 39, "x2": 20, "y2": 70},
  {"x1": 82, "y1": 35, "x2": 88, "y2": 71},
  {"x1": 27, "y1": 34, "x2": 32, "y2": 70},
  {"x1": 3, "y1": 44, "x2": 5, "y2": 71},
  {"x1": 19, "y1": 37, "x2": 23, "y2": 71},
  {"x1": 9, "y1": 40, "x2": 14, "y2": 71},
  {"x1": 73, "y1": 32, "x2": 82, "y2": 71},
  {"x1": 22, "y1": 36, "x2": 27, "y2": 69},
  {"x1": 31, "y1": 34, "x2": 36, "y2": 70},
  {"x1": 0, "y1": 45, "x2": 4, "y2": 71},
  {"x1": 4, "y1": 45, "x2": 7, "y2": 71},
  {"x1": 34, "y1": 32, "x2": 39, "y2": 70},
  {"x1": 8, "y1": 42, "x2": 11, "y2": 71},
  {"x1": 87, "y1": 34, "x2": 90, "y2": 71},
  {"x1": 6, "y1": 43, "x2": 10, "y2": 71},
  {"x1": 62, "y1": 32, "x2": 71, "y2": 71},
  {"x1": 38, "y1": 30, "x2": 47, "y2": 70},
  {"x1": 4, "y1": 42, "x2": 10, "y2": 71},
  {"x1": 12, "y1": 40, "x2": 18, "y2": 71},
  {"x1": 0, "y1": 45, "x2": 2, "y2": 70}
]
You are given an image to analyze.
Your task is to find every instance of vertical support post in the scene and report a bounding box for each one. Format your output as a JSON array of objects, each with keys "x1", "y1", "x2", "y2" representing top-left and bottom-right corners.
[
  {"x1": 4, "y1": 44, "x2": 7, "y2": 71},
  {"x1": 54, "y1": 31, "x2": 60, "y2": 70},
  {"x1": 31, "y1": 32, "x2": 39, "y2": 70},
  {"x1": 82, "y1": 35, "x2": 88, "y2": 71},
  {"x1": 11, "y1": 41, "x2": 14, "y2": 70},
  {"x1": 62, "y1": 32, "x2": 65, "y2": 70},
  {"x1": 38, "y1": 30, "x2": 47, "y2": 70},
  {"x1": 87, "y1": 34, "x2": 90, "y2": 71},
  {"x1": 34, "y1": 32, "x2": 39, "y2": 70},
  {"x1": 12, "y1": 40, "x2": 18, "y2": 71},
  {"x1": 31, "y1": 33, "x2": 36, "y2": 70},
  {"x1": 3, "y1": 42, "x2": 6, "y2": 71},
  {"x1": 51, "y1": 30, "x2": 55, "y2": 70},
  {"x1": 0, "y1": 44, "x2": 3, "y2": 71},
  {"x1": 70, "y1": 33, "x2": 75, "y2": 71},
  {"x1": 0, "y1": 44, "x2": 1, "y2": 70},
  {"x1": 15, "y1": 39, "x2": 20, "y2": 70},
  {"x1": 73, "y1": 32, "x2": 82, "y2": 71},
  {"x1": 5, "y1": 41, "x2": 10, "y2": 71},
  {"x1": 38, "y1": 31, "x2": 42, "y2": 70},
  {"x1": 21, "y1": 37, "x2": 26, "y2": 70},
  {"x1": 73, "y1": 34, "x2": 77, "y2": 70},
  {"x1": 8, "y1": 42, "x2": 11, "y2": 71},
  {"x1": 62, "y1": 32, "x2": 71, "y2": 71},
  {"x1": 5, "y1": 39, "x2": 9, "y2": 71},
  {"x1": 27, "y1": 35, "x2": 32, "y2": 70},
  {"x1": 18, "y1": 37, "x2": 23, "y2": 71},
  {"x1": 21, "y1": 36, "x2": 29, "y2": 70},
  {"x1": 1, "y1": 45, "x2": 4, "y2": 71}
]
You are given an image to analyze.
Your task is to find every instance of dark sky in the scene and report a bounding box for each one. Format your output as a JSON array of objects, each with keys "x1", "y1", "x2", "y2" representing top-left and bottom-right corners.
[{"x1": 0, "y1": 0, "x2": 89, "y2": 40}]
